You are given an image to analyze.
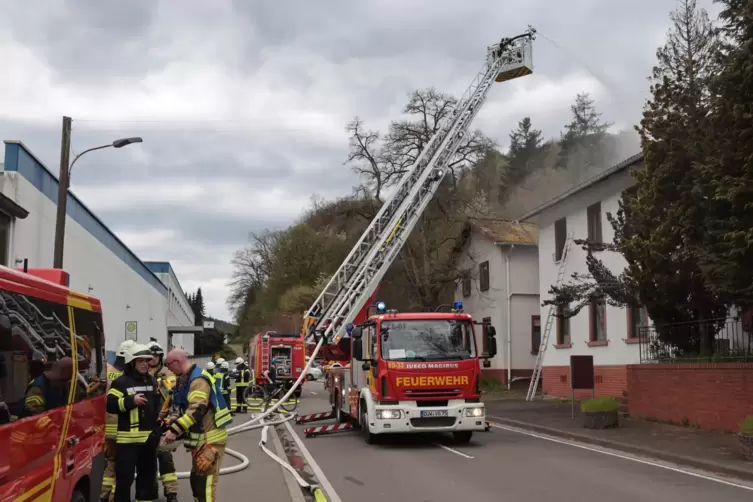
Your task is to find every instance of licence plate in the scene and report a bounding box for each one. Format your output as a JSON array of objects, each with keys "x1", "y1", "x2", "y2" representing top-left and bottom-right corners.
[{"x1": 420, "y1": 410, "x2": 449, "y2": 418}]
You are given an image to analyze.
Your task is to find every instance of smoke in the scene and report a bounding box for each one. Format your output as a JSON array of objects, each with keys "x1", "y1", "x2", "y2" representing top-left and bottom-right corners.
[{"x1": 497, "y1": 129, "x2": 640, "y2": 219}]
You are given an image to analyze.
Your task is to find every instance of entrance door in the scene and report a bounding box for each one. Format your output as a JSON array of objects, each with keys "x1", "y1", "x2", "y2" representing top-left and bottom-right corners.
[{"x1": 531, "y1": 315, "x2": 541, "y2": 354}]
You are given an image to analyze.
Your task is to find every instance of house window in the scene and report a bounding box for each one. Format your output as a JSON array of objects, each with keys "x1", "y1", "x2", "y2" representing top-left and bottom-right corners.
[
  {"x1": 556, "y1": 305, "x2": 571, "y2": 345},
  {"x1": 479, "y1": 261, "x2": 490, "y2": 292},
  {"x1": 587, "y1": 202, "x2": 602, "y2": 243},
  {"x1": 627, "y1": 306, "x2": 649, "y2": 339},
  {"x1": 589, "y1": 301, "x2": 607, "y2": 341},
  {"x1": 554, "y1": 218, "x2": 567, "y2": 261},
  {"x1": 531, "y1": 315, "x2": 541, "y2": 354},
  {"x1": 461, "y1": 269, "x2": 471, "y2": 298}
]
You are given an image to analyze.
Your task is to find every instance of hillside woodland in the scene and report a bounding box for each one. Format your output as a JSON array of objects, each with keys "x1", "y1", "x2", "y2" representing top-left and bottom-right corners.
[
  {"x1": 227, "y1": 84, "x2": 636, "y2": 343},
  {"x1": 229, "y1": 0, "x2": 753, "y2": 351}
]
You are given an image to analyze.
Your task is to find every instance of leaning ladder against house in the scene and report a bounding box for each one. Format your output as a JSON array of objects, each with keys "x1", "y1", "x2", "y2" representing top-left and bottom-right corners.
[{"x1": 526, "y1": 233, "x2": 573, "y2": 401}]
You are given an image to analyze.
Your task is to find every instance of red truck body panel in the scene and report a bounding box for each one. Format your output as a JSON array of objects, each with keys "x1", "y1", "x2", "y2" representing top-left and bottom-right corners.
[{"x1": 0, "y1": 267, "x2": 106, "y2": 502}]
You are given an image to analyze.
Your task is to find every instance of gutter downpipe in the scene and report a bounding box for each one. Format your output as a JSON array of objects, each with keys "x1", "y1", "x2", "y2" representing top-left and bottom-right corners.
[{"x1": 505, "y1": 245, "x2": 514, "y2": 390}]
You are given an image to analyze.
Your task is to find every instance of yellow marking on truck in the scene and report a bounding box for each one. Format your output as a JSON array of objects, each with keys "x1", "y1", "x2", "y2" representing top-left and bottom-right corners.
[{"x1": 395, "y1": 375, "x2": 469, "y2": 387}]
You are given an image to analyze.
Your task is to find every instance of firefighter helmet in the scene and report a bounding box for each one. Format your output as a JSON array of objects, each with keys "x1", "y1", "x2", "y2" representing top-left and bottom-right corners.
[
  {"x1": 206, "y1": 361, "x2": 216, "y2": 370},
  {"x1": 234, "y1": 357, "x2": 244, "y2": 365},
  {"x1": 221, "y1": 361, "x2": 229, "y2": 370},
  {"x1": 146, "y1": 341, "x2": 164, "y2": 357},
  {"x1": 124, "y1": 343, "x2": 154, "y2": 364},
  {"x1": 117, "y1": 340, "x2": 136, "y2": 358},
  {"x1": 216, "y1": 357, "x2": 225, "y2": 365}
]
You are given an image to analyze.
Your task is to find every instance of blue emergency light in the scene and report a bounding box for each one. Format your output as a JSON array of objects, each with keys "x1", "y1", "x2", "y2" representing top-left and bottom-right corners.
[
  {"x1": 453, "y1": 301, "x2": 463, "y2": 310},
  {"x1": 376, "y1": 301, "x2": 387, "y2": 312}
]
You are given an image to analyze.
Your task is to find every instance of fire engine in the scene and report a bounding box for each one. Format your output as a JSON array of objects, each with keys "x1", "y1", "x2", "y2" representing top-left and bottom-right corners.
[
  {"x1": 0, "y1": 266, "x2": 106, "y2": 502},
  {"x1": 293, "y1": 28, "x2": 536, "y2": 444},
  {"x1": 248, "y1": 330, "x2": 307, "y2": 397},
  {"x1": 326, "y1": 301, "x2": 497, "y2": 443}
]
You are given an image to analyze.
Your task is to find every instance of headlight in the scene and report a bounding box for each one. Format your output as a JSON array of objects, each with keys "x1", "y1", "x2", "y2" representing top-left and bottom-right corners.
[
  {"x1": 376, "y1": 409, "x2": 402, "y2": 420},
  {"x1": 465, "y1": 407, "x2": 484, "y2": 417}
]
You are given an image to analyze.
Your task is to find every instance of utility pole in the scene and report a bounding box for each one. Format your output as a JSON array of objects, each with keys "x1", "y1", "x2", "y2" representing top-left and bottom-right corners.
[{"x1": 53, "y1": 116, "x2": 72, "y2": 269}]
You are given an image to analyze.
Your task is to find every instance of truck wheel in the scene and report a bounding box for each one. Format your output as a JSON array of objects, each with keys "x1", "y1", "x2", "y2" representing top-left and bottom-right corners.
[
  {"x1": 70, "y1": 489, "x2": 86, "y2": 502},
  {"x1": 294, "y1": 386, "x2": 302, "y2": 399},
  {"x1": 453, "y1": 431, "x2": 473, "y2": 444},
  {"x1": 360, "y1": 409, "x2": 377, "y2": 444}
]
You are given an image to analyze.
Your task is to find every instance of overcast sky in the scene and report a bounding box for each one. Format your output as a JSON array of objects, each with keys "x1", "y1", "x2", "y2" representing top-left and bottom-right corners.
[{"x1": 0, "y1": 0, "x2": 721, "y2": 321}]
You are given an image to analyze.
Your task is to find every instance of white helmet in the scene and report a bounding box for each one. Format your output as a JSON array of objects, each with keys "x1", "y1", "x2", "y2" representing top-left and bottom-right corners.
[
  {"x1": 117, "y1": 340, "x2": 136, "y2": 357},
  {"x1": 234, "y1": 357, "x2": 244, "y2": 365},
  {"x1": 146, "y1": 341, "x2": 164, "y2": 357},
  {"x1": 215, "y1": 358, "x2": 225, "y2": 365},
  {"x1": 221, "y1": 361, "x2": 230, "y2": 370},
  {"x1": 124, "y1": 343, "x2": 154, "y2": 364},
  {"x1": 206, "y1": 361, "x2": 216, "y2": 370}
]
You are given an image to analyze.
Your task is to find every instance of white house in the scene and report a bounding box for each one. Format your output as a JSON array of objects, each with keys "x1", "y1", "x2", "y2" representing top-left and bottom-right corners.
[
  {"x1": 1, "y1": 140, "x2": 194, "y2": 359},
  {"x1": 518, "y1": 153, "x2": 647, "y2": 398},
  {"x1": 455, "y1": 219, "x2": 539, "y2": 386},
  {"x1": 146, "y1": 261, "x2": 197, "y2": 355}
]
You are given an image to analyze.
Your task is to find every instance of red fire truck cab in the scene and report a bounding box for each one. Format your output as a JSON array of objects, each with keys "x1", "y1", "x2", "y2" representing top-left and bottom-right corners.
[
  {"x1": 0, "y1": 266, "x2": 107, "y2": 502},
  {"x1": 327, "y1": 301, "x2": 497, "y2": 444},
  {"x1": 248, "y1": 330, "x2": 307, "y2": 397}
]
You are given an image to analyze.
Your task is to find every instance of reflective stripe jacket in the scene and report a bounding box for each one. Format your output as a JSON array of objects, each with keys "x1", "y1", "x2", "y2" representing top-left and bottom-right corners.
[
  {"x1": 106, "y1": 369, "x2": 161, "y2": 444},
  {"x1": 236, "y1": 366, "x2": 251, "y2": 387},
  {"x1": 105, "y1": 363, "x2": 124, "y2": 439},
  {"x1": 170, "y1": 365, "x2": 232, "y2": 448},
  {"x1": 23, "y1": 375, "x2": 67, "y2": 416}
]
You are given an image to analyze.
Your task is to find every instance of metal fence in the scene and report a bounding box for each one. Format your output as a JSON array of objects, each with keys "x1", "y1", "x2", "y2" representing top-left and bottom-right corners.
[{"x1": 638, "y1": 317, "x2": 753, "y2": 363}]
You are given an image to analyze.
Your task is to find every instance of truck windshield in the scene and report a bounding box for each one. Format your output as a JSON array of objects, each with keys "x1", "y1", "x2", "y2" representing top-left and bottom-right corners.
[{"x1": 379, "y1": 319, "x2": 476, "y2": 361}]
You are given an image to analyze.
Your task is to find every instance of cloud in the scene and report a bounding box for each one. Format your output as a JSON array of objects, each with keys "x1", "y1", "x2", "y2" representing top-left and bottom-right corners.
[{"x1": 0, "y1": 0, "x2": 722, "y2": 321}]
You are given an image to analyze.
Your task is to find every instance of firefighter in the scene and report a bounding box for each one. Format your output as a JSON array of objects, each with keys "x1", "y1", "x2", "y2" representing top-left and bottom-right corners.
[
  {"x1": 146, "y1": 341, "x2": 179, "y2": 502},
  {"x1": 206, "y1": 360, "x2": 216, "y2": 375},
  {"x1": 23, "y1": 356, "x2": 74, "y2": 416},
  {"x1": 219, "y1": 361, "x2": 232, "y2": 413},
  {"x1": 99, "y1": 340, "x2": 133, "y2": 502},
  {"x1": 106, "y1": 343, "x2": 161, "y2": 502},
  {"x1": 234, "y1": 357, "x2": 250, "y2": 414},
  {"x1": 162, "y1": 349, "x2": 233, "y2": 502}
]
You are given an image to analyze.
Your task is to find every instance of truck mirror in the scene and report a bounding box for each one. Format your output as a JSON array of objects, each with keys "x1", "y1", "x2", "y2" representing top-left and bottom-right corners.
[
  {"x1": 351, "y1": 326, "x2": 363, "y2": 340},
  {"x1": 352, "y1": 338, "x2": 364, "y2": 361},
  {"x1": 487, "y1": 336, "x2": 498, "y2": 358},
  {"x1": 487, "y1": 325, "x2": 497, "y2": 337}
]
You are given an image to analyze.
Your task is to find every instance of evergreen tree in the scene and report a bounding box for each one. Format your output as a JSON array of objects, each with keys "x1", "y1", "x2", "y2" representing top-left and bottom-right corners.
[
  {"x1": 696, "y1": 0, "x2": 753, "y2": 307},
  {"x1": 557, "y1": 92, "x2": 612, "y2": 167},
  {"x1": 507, "y1": 117, "x2": 544, "y2": 184},
  {"x1": 546, "y1": 0, "x2": 726, "y2": 351}
]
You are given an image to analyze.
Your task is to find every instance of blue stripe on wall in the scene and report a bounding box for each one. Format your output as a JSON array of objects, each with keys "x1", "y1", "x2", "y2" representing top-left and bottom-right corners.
[{"x1": 3, "y1": 140, "x2": 167, "y2": 296}]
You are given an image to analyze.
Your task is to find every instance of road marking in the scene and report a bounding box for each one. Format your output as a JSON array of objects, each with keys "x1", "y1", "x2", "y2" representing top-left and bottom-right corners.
[
  {"x1": 283, "y1": 420, "x2": 344, "y2": 502},
  {"x1": 436, "y1": 444, "x2": 474, "y2": 459},
  {"x1": 488, "y1": 422, "x2": 753, "y2": 491}
]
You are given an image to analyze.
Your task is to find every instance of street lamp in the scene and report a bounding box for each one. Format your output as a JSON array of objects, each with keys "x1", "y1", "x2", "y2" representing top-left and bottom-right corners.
[{"x1": 52, "y1": 121, "x2": 142, "y2": 269}]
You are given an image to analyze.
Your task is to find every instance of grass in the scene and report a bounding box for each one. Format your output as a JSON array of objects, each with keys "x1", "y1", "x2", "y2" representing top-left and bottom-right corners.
[
  {"x1": 740, "y1": 416, "x2": 753, "y2": 435},
  {"x1": 580, "y1": 396, "x2": 620, "y2": 413}
]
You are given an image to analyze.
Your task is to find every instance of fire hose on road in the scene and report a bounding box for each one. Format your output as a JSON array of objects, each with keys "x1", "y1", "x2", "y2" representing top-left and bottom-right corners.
[{"x1": 171, "y1": 337, "x2": 329, "y2": 500}]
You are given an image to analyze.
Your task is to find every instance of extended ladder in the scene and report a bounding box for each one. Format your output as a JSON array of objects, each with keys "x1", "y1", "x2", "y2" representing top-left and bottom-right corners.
[
  {"x1": 304, "y1": 28, "x2": 537, "y2": 346},
  {"x1": 526, "y1": 233, "x2": 573, "y2": 401}
]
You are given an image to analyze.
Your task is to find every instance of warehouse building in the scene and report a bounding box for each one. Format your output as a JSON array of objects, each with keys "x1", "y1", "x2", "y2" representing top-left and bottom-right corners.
[{"x1": 0, "y1": 140, "x2": 194, "y2": 357}]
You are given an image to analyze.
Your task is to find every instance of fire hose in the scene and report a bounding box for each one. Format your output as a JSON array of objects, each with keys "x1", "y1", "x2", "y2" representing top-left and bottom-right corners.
[{"x1": 171, "y1": 336, "x2": 329, "y2": 500}]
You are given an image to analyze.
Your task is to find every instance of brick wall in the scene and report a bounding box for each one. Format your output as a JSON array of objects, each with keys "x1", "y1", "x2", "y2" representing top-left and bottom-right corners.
[
  {"x1": 541, "y1": 365, "x2": 628, "y2": 399},
  {"x1": 627, "y1": 363, "x2": 753, "y2": 432}
]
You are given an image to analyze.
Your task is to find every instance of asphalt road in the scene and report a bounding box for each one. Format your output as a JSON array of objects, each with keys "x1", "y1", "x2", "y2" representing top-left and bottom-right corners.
[{"x1": 289, "y1": 380, "x2": 753, "y2": 502}]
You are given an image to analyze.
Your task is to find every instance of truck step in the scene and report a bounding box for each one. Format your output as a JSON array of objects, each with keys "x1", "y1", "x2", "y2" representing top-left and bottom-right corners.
[
  {"x1": 296, "y1": 411, "x2": 336, "y2": 424},
  {"x1": 304, "y1": 423, "x2": 356, "y2": 437}
]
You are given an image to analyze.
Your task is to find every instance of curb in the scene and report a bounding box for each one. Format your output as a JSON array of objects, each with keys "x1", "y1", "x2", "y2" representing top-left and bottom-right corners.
[
  {"x1": 488, "y1": 415, "x2": 753, "y2": 482},
  {"x1": 269, "y1": 424, "x2": 307, "y2": 502}
]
